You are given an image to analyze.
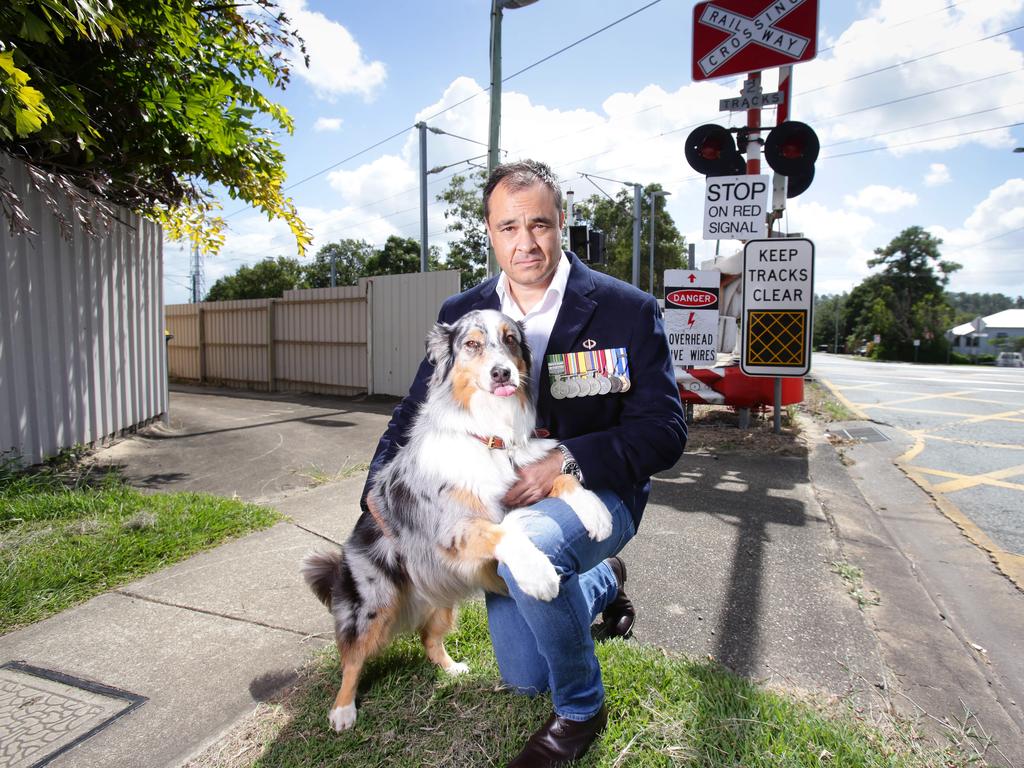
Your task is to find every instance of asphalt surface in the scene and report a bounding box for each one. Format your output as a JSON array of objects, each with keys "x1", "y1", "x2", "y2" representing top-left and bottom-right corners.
[
  {"x1": 1, "y1": 382, "x2": 1022, "y2": 767},
  {"x1": 814, "y1": 354, "x2": 1024, "y2": 587}
]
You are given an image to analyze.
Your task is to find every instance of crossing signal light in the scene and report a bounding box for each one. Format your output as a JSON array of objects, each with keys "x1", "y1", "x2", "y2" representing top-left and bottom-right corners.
[
  {"x1": 764, "y1": 121, "x2": 819, "y2": 198},
  {"x1": 684, "y1": 124, "x2": 746, "y2": 177},
  {"x1": 569, "y1": 225, "x2": 606, "y2": 265}
]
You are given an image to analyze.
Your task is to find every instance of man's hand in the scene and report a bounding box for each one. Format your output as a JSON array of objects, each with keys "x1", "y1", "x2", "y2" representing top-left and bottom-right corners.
[{"x1": 503, "y1": 449, "x2": 562, "y2": 508}]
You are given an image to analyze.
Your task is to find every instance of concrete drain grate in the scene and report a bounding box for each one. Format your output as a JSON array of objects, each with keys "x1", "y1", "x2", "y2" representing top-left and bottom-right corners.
[
  {"x1": 0, "y1": 661, "x2": 146, "y2": 768},
  {"x1": 831, "y1": 426, "x2": 890, "y2": 443}
]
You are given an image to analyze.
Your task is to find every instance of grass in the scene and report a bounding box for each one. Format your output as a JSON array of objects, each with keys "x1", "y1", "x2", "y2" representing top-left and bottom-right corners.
[
  {"x1": 0, "y1": 451, "x2": 279, "y2": 634},
  {"x1": 187, "y1": 603, "x2": 971, "y2": 768},
  {"x1": 801, "y1": 380, "x2": 856, "y2": 423},
  {"x1": 831, "y1": 561, "x2": 882, "y2": 611}
]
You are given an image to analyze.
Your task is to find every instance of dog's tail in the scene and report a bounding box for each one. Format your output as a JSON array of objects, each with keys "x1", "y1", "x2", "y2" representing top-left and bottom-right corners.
[{"x1": 301, "y1": 549, "x2": 343, "y2": 608}]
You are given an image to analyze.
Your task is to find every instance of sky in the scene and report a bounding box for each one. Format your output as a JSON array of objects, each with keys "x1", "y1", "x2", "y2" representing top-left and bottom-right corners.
[{"x1": 163, "y1": 0, "x2": 1024, "y2": 307}]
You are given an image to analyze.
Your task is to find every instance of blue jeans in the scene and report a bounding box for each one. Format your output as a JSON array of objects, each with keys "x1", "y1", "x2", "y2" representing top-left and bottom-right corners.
[{"x1": 485, "y1": 489, "x2": 636, "y2": 721}]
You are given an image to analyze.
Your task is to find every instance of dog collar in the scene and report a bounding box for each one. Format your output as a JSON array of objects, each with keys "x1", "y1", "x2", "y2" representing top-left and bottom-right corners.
[{"x1": 472, "y1": 428, "x2": 551, "y2": 450}]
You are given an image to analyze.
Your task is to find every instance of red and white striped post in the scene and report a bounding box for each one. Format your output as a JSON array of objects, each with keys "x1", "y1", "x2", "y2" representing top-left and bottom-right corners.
[{"x1": 745, "y1": 72, "x2": 761, "y2": 175}]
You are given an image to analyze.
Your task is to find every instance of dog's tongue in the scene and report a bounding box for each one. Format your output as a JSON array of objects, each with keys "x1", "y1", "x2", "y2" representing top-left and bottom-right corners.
[{"x1": 493, "y1": 385, "x2": 517, "y2": 397}]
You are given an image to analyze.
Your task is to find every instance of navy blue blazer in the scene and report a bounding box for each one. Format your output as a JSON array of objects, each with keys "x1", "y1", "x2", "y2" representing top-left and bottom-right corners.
[{"x1": 362, "y1": 252, "x2": 687, "y2": 531}]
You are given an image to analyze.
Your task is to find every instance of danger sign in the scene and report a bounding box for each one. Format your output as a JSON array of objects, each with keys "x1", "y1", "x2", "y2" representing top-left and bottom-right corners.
[
  {"x1": 692, "y1": 0, "x2": 819, "y2": 82},
  {"x1": 665, "y1": 269, "x2": 720, "y2": 366},
  {"x1": 741, "y1": 238, "x2": 814, "y2": 376},
  {"x1": 704, "y1": 174, "x2": 768, "y2": 240}
]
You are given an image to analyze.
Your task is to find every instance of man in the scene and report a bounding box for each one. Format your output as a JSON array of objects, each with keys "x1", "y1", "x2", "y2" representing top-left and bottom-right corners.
[{"x1": 362, "y1": 159, "x2": 686, "y2": 766}]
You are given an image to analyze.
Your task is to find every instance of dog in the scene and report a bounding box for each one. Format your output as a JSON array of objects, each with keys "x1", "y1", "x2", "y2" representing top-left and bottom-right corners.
[{"x1": 301, "y1": 309, "x2": 613, "y2": 732}]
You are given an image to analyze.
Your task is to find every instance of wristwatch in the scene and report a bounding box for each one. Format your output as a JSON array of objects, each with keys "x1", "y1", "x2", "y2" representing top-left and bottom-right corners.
[{"x1": 557, "y1": 444, "x2": 584, "y2": 483}]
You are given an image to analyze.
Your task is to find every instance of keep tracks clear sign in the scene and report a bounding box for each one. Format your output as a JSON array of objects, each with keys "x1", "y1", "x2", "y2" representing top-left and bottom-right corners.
[
  {"x1": 741, "y1": 238, "x2": 814, "y2": 376},
  {"x1": 665, "y1": 269, "x2": 720, "y2": 366}
]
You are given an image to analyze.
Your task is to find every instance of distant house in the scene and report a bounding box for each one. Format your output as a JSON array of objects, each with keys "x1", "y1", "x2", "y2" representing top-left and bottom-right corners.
[{"x1": 947, "y1": 309, "x2": 1024, "y2": 357}]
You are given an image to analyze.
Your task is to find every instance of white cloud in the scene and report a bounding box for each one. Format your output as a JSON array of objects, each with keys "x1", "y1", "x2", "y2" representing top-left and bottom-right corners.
[
  {"x1": 924, "y1": 163, "x2": 951, "y2": 186},
  {"x1": 279, "y1": 0, "x2": 386, "y2": 100},
  {"x1": 785, "y1": 200, "x2": 878, "y2": 294},
  {"x1": 843, "y1": 185, "x2": 918, "y2": 212},
  {"x1": 799, "y1": 0, "x2": 1024, "y2": 156},
  {"x1": 930, "y1": 178, "x2": 1024, "y2": 296},
  {"x1": 314, "y1": 117, "x2": 343, "y2": 132}
]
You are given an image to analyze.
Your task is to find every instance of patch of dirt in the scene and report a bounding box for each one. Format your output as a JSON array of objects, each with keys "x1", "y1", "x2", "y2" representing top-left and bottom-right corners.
[{"x1": 685, "y1": 404, "x2": 806, "y2": 456}]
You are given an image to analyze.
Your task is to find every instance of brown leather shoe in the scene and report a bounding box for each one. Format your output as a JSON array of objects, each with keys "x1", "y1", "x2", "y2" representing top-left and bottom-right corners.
[
  {"x1": 601, "y1": 556, "x2": 635, "y2": 639},
  {"x1": 506, "y1": 705, "x2": 608, "y2": 767}
]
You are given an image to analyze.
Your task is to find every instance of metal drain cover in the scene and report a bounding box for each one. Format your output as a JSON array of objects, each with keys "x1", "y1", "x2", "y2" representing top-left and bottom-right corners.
[
  {"x1": 0, "y1": 662, "x2": 145, "y2": 768},
  {"x1": 831, "y1": 426, "x2": 890, "y2": 443}
]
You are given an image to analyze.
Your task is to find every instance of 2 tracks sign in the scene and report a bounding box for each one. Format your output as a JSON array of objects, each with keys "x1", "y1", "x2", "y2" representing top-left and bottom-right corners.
[{"x1": 692, "y1": 0, "x2": 819, "y2": 81}]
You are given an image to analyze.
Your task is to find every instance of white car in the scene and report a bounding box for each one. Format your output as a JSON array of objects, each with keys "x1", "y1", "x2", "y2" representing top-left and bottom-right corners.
[{"x1": 996, "y1": 351, "x2": 1023, "y2": 367}]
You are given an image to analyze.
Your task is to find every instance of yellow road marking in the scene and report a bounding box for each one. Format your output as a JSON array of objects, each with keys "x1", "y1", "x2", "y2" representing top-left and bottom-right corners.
[
  {"x1": 871, "y1": 390, "x2": 972, "y2": 407},
  {"x1": 857, "y1": 404, "x2": 1024, "y2": 424},
  {"x1": 818, "y1": 377, "x2": 871, "y2": 420},
  {"x1": 914, "y1": 433, "x2": 1024, "y2": 451},
  {"x1": 822, "y1": 372, "x2": 1024, "y2": 591}
]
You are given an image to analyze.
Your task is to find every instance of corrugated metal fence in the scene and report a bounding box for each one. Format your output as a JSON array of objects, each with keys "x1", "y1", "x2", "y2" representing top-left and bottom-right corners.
[
  {"x1": 165, "y1": 271, "x2": 459, "y2": 397},
  {"x1": 0, "y1": 153, "x2": 166, "y2": 465}
]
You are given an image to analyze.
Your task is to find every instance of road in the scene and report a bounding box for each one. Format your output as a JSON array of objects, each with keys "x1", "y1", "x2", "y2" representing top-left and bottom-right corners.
[{"x1": 811, "y1": 353, "x2": 1024, "y2": 588}]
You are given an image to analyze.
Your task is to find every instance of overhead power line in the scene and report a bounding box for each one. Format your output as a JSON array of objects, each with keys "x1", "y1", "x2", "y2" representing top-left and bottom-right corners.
[
  {"x1": 822, "y1": 121, "x2": 1024, "y2": 159},
  {"x1": 801, "y1": 22, "x2": 1024, "y2": 96}
]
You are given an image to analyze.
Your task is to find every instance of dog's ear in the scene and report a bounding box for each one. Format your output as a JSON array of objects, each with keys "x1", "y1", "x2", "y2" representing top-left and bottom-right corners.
[
  {"x1": 426, "y1": 322, "x2": 455, "y2": 380},
  {"x1": 515, "y1": 319, "x2": 532, "y2": 377}
]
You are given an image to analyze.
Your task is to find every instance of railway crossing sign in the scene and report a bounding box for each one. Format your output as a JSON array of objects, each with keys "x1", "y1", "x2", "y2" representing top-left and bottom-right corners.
[
  {"x1": 692, "y1": 0, "x2": 819, "y2": 81},
  {"x1": 665, "y1": 270, "x2": 720, "y2": 366},
  {"x1": 741, "y1": 238, "x2": 814, "y2": 376}
]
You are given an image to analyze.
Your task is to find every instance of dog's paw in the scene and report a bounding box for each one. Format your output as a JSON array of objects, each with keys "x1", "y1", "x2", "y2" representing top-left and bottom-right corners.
[
  {"x1": 566, "y1": 489, "x2": 613, "y2": 542},
  {"x1": 495, "y1": 525, "x2": 561, "y2": 601},
  {"x1": 445, "y1": 661, "x2": 470, "y2": 676},
  {"x1": 329, "y1": 703, "x2": 357, "y2": 732}
]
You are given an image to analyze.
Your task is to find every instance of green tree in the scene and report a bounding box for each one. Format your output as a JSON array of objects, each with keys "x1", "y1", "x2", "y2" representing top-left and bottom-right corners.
[
  {"x1": 437, "y1": 170, "x2": 488, "y2": 290},
  {"x1": 575, "y1": 185, "x2": 685, "y2": 295},
  {"x1": 205, "y1": 256, "x2": 305, "y2": 301},
  {"x1": 304, "y1": 239, "x2": 376, "y2": 287},
  {"x1": 367, "y1": 235, "x2": 423, "y2": 276},
  {"x1": 0, "y1": 0, "x2": 310, "y2": 255},
  {"x1": 844, "y1": 227, "x2": 960, "y2": 361},
  {"x1": 812, "y1": 293, "x2": 849, "y2": 352},
  {"x1": 946, "y1": 291, "x2": 1023, "y2": 323}
]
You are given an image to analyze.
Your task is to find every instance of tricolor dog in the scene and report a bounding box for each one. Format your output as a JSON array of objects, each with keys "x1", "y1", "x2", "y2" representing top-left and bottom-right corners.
[{"x1": 302, "y1": 309, "x2": 612, "y2": 731}]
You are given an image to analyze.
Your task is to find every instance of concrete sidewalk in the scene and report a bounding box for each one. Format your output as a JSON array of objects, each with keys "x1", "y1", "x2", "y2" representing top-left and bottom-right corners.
[{"x1": 1, "y1": 386, "x2": 1021, "y2": 767}]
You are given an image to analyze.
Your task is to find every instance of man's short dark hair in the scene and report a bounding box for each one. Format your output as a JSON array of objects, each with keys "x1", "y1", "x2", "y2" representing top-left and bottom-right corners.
[{"x1": 483, "y1": 160, "x2": 563, "y2": 222}]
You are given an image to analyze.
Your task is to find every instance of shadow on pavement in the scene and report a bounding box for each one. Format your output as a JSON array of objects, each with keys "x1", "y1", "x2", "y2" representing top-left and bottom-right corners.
[{"x1": 649, "y1": 443, "x2": 809, "y2": 678}]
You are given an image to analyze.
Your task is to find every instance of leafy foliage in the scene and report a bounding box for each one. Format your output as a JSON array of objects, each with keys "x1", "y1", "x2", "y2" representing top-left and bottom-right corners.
[
  {"x1": 946, "y1": 291, "x2": 1024, "y2": 323},
  {"x1": 836, "y1": 227, "x2": 960, "y2": 362},
  {"x1": 203, "y1": 236, "x2": 440, "y2": 300},
  {"x1": 0, "y1": 0, "x2": 310, "y2": 254},
  {"x1": 574, "y1": 184, "x2": 685, "y2": 295},
  {"x1": 438, "y1": 170, "x2": 489, "y2": 290},
  {"x1": 205, "y1": 256, "x2": 306, "y2": 302}
]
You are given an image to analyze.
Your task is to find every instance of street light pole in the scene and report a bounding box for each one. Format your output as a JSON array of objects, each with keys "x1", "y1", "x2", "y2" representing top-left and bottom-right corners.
[
  {"x1": 487, "y1": 0, "x2": 539, "y2": 278},
  {"x1": 648, "y1": 190, "x2": 669, "y2": 296}
]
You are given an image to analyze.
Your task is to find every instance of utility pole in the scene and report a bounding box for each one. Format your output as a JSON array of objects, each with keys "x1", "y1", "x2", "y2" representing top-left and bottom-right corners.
[
  {"x1": 631, "y1": 183, "x2": 642, "y2": 287},
  {"x1": 189, "y1": 243, "x2": 203, "y2": 303},
  {"x1": 648, "y1": 190, "x2": 670, "y2": 296},
  {"x1": 417, "y1": 122, "x2": 428, "y2": 272},
  {"x1": 487, "y1": 0, "x2": 540, "y2": 278}
]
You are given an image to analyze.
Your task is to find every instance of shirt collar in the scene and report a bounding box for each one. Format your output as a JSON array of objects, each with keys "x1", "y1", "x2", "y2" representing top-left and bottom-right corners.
[{"x1": 496, "y1": 252, "x2": 571, "y2": 318}]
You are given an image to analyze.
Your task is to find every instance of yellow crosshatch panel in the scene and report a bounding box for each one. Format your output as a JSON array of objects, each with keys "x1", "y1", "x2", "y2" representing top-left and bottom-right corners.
[{"x1": 746, "y1": 310, "x2": 807, "y2": 366}]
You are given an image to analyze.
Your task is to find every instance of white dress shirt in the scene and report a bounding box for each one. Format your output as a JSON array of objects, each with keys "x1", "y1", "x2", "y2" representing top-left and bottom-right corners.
[{"x1": 495, "y1": 252, "x2": 572, "y2": 403}]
